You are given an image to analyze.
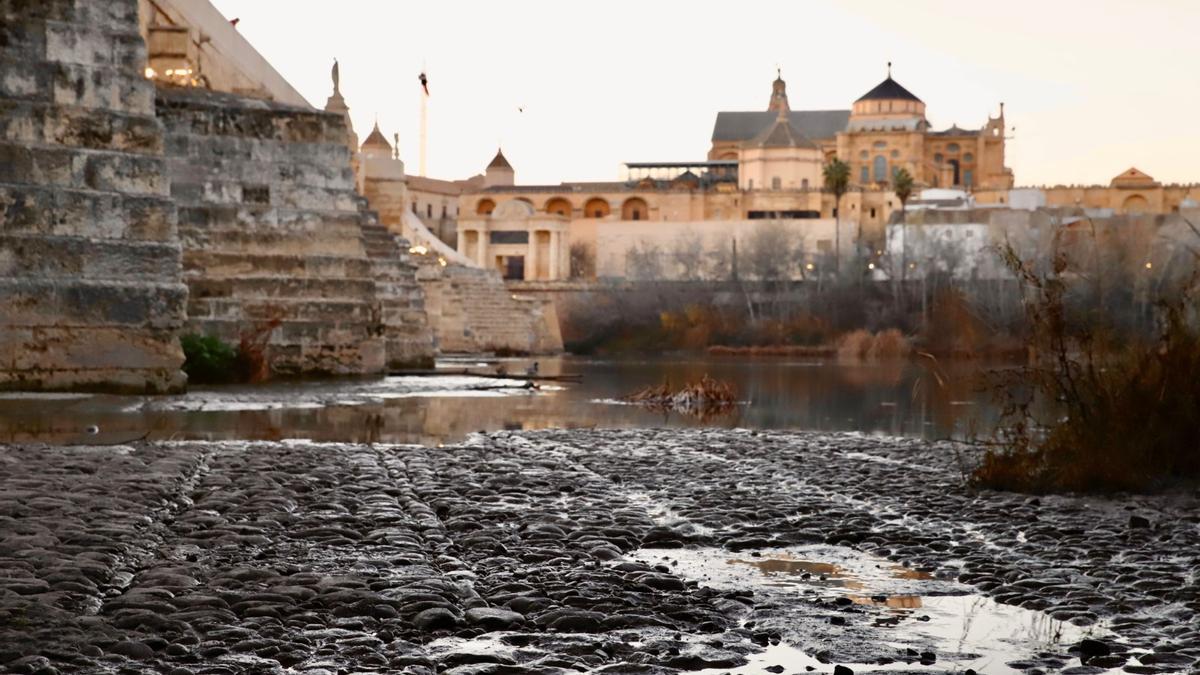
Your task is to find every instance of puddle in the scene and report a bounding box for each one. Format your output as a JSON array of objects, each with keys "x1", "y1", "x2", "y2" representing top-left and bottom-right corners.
[{"x1": 633, "y1": 546, "x2": 1121, "y2": 674}]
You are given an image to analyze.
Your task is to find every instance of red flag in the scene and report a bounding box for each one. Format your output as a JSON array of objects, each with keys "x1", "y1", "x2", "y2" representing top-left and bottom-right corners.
[{"x1": 418, "y1": 71, "x2": 429, "y2": 96}]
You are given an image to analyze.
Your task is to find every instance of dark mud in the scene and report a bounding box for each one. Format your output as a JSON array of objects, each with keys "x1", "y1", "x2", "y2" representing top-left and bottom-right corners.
[{"x1": 0, "y1": 430, "x2": 1197, "y2": 674}]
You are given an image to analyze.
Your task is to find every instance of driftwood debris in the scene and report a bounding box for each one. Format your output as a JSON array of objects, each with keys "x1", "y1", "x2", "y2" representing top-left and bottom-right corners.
[{"x1": 623, "y1": 375, "x2": 739, "y2": 419}]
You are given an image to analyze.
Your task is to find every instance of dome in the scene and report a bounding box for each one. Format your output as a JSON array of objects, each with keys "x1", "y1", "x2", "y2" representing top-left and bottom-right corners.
[
  {"x1": 856, "y1": 76, "x2": 922, "y2": 103},
  {"x1": 361, "y1": 122, "x2": 392, "y2": 152}
]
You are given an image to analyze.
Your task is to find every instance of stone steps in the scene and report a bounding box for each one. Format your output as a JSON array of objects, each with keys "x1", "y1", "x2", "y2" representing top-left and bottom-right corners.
[
  {"x1": 0, "y1": 141, "x2": 168, "y2": 196},
  {"x1": 0, "y1": 184, "x2": 176, "y2": 243},
  {"x1": 0, "y1": 99, "x2": 162, "y2": 151},
  {"x1": 182, "y1": 250, "x2": 375, "y2": 280},
  {"x1": 0, "y1": 233, "x2": 180, "y2": 282},
  {"x1": 187, "y1": 276, "x2": 379, "y2": 302},
  {"x1": 187, "y1": 296, "x2": 378, "y2": 323}
]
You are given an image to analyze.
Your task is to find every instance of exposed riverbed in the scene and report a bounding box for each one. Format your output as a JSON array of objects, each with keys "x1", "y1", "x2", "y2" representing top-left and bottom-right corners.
[{"x1": 1, "y1": 429, "x2": 1196, "y2": 674}]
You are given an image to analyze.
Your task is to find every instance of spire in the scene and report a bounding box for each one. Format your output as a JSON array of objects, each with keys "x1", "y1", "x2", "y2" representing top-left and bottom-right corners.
[
  {"x1": 487, "y1": 147, "x2": 512, "y2": 171},
  {"x1": 767, "y1": 68, "x2": 789, "y2": 113},
  {"x1": 887, "y1": 60, "x2": 892, "y2": 78},
  {"x1": 361, "y1": 120, "x2": 391, "y2": 152}
]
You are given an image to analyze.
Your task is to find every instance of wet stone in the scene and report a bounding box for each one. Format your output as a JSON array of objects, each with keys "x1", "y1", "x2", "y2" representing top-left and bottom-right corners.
[{"x1": 0, "y1": 432, "x2": 1196, "y2": 672}]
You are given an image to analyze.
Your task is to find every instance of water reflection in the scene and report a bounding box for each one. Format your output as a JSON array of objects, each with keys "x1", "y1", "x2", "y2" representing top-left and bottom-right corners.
[
  {"x1": 644, "y1": 546, "x2": 1110, "y2": 675},
  {"x1": 0, "y1": 355, "x2": 1005, "y2": 445}
]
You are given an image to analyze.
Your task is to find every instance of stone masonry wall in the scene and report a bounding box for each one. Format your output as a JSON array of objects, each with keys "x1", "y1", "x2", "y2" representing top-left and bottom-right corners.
[
  {"x1": 156, "y1": 85, "x2": 433, "y2": 376},
  {"x1": 0, "y1": 0, "x2": 188, "y2": 393}
]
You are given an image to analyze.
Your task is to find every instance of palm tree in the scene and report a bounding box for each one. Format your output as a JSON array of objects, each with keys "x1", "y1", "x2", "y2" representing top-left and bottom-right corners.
[
  {"x1": 893, "y1": 167, "x2": 915, "y2": 281},
  {"x1": 823, "y1": 158, "x2": 850, "y2": 275},
  {"x1": 892, "y1": 167, "x2": 914, "y2": 214}
]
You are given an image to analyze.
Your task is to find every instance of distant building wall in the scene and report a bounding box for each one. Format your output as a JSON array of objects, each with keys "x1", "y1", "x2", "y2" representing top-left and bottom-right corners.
[{"x1": 591, "y1": 218, "x2": 840, "y2": 280}]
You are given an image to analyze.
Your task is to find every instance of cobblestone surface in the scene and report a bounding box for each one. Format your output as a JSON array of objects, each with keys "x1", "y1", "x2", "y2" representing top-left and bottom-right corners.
[{"x1": 1, "y1": 430, "x2": 1197, "y2": 673}]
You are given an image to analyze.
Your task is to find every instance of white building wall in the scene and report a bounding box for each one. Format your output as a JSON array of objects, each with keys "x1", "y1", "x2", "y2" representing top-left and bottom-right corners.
[{"x1": 595, "y1": 218, "x2": 840, "y2": 280}]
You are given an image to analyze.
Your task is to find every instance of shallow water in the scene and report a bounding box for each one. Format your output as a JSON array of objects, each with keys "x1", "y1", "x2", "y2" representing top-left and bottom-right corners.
[
  {"x1": 0, "y1": 354, "x2": 1006, "y2": 445},
  {"x1": 636, "y1": 546, "x2": 1116, "y2": 674}
]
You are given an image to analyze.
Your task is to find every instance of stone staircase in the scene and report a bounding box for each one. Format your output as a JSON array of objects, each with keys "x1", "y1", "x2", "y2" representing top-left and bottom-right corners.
[
  {"x1": 356, "y1": 201, "x2": 436, "y2": 368},
  {"x1": 416, "y1": 260, "x2": 561, "y2": 355},
  {"x1": 159, "y1": 85, "x2": 434, "y2": 376}
]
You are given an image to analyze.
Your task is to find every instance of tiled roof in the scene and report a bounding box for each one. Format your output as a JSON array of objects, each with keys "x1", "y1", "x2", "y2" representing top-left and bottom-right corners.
[
  {"x1": 711, "y1": 109, "x2": 849, "y2": 143},
  {"x1": 855, "y1": 76, "x2": 922, "y2": 103}
]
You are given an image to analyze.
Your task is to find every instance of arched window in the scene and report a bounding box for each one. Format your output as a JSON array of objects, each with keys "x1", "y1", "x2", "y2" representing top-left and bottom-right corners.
[
  {"x1": 860, "y1": 166, "x2": 869, "y2": 184},
  {"x1": 873, "y1": 156, "x2": 888, "y2": 182},
  {"x1": 963, "y1": 153, "x2": 974, "y2": 163},
  {"x1": 476, "y1": 198, "x2": 495, "y2": 215},
  {"x1": 934, "y1": 153, "x2": 944, "y2": 164},
  {"x1": 621, "y1": 197, "x2": 648, "y2": 221},
  {"x1": 947, "y1": 143, "x2": 960, "y2": 153},
  {"x1": 584, "y1": 197, "x2": 611, "y2": 219},
  {"x1": 545, "y1": 197, "x2": 572, "y2": 216}
]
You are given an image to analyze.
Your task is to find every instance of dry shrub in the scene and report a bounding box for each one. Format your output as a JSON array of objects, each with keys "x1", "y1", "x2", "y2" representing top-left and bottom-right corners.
[
  {"x1": 837, "y1": 329, "x2": 912, "y2": 362},
  {"x1": 974, "y1": 240, "x2": 1200, "y2": 493},
  {"x1": 625, "y1": 375, "x2": 738, "y2": 420},
  {"x1": 867, "y1": 328, "x2": 912, "y2": 360},
  {"x1": 837, "y1": 329, "x2": 873, "y2": 361},
  {"x1": 237, "y1": 316, "x2": 282, "y2": 383}
]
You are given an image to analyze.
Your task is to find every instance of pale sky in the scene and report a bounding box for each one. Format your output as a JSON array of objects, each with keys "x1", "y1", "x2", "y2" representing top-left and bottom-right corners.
[{"x1": 210, "y1": 0, "x2": 1199, "y2": 188}]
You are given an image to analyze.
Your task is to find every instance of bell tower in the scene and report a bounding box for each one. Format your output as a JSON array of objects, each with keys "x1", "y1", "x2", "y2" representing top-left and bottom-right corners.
[{"x1": 767, "y1": 68, "x2": 790, "y2": 113}]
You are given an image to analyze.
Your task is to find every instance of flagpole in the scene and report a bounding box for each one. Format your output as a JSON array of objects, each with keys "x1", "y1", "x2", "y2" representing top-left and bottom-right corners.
[
  {"x1": 419, "y1": 93, "x2": 427, "y2": 177},
  {"x1": 419, "y1": 67, "x2": 428, "y2": 178}
]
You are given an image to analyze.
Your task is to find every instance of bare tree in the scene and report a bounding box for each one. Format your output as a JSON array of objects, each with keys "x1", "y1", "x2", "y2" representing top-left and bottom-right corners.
[
  {"x1": 670, "y1": 229, "x2": 705, "y2": 281},
  {"x1": 625, "y1": 240, "x2": 664, "y2": 281},
  {"x1": 745, "y1": 221, "x2": 794, "y2": 282},
  {"x1": 706, "y1": 236, "x2": 734, "y2": 281},
  {"x1": 569, "y1": 242, "x2": 596, "y2": 279}
]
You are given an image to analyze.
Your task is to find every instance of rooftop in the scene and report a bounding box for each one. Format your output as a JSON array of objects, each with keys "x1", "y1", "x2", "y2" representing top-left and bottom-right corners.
[
  {"x1": 711, "y1": 110, "x2": 850, "y2": 143},
  {"x1": 855, "y1": 76, "x2": 922, "y2": 103}
]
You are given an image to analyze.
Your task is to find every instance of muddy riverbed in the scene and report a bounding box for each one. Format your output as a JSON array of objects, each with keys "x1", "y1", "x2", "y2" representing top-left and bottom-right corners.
[{"x1": 1, "y1": 429, "x2": 1197, "y2": 674}]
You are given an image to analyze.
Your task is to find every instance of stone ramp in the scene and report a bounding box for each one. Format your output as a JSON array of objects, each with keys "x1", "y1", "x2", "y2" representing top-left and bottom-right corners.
[{"x1": 0, "y1": 0, "x2": 187, "y2": 393}]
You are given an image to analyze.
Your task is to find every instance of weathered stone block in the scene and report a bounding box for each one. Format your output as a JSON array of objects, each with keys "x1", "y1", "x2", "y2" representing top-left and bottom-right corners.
[
  {"x1": 0, "y1": 235, "x2": 180, "y2": 281},
  {"x1": 0, "y1": 185, "x2": 175, "y2": 240},
  {"x1": 0, "y1": 0, "x2": 186, "y2": 392},
  {"x1": 0, "y1": 279, "x2": 187, "y2": 328}
]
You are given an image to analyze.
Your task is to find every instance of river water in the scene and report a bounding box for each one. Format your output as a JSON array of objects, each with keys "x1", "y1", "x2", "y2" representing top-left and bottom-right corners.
[{"x1": 0, "y1": 355, "x2": 1007, "y2": 446}]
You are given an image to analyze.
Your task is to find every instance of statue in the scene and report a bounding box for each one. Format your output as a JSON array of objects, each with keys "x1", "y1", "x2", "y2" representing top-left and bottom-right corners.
[{"x1": 331, "y1": 59, "x2": 340, "y2": 94}]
